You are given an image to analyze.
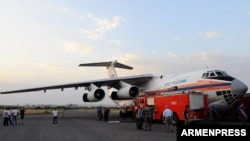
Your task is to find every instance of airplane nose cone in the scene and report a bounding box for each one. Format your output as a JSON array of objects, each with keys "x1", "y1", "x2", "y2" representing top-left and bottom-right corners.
[{"x1": 231, "y1": 79, "x2": 248, "y2": 95}]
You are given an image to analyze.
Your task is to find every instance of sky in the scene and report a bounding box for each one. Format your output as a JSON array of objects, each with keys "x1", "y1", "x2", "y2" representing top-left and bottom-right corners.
[{"x1": 0, "y1": 0, "x2": 250, "y2": 106}]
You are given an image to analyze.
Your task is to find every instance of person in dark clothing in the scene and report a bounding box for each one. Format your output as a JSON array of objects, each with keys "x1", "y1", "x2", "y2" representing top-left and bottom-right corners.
[
  {"x1": 136, "y1": 106, "x2": 144, "y2": 130},
  {"x1": 143, "y1": 105, "x2": 153, "y2": 131},
  {"x1": 19, "y1": 107, "x2": 25, "y2": 125},
  {"x1": 103, "y1": 107, "x2": 110, "y2": 122},
  {"x1": 238, "y1": 102, "x2": 248, "y2": 125},
  {"x1": 97, "y1": 106, "x2": 103, "y2": 121},
  {"x1": 211, "y1": 106, "x2": 219, "y2": 124},
  {"x1": 183, "y1": 105, "x2": 190, "y2": 125}
]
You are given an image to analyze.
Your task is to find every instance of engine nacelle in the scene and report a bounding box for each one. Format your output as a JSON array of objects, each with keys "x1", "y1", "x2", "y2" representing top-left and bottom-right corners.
[
  {"x1": 111, "y1": 85, "x2": 139, "y2": 100},
  {"x1": 82, "y1": 84, "x2": 105, "y2": 102}
]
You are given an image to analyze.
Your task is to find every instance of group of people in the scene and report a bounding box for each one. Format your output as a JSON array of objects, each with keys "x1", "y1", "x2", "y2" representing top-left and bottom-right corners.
[
  {"x1": 2, "y1": 107, "x2": 25, "y2": 126},
  {"x1": 97, "y1": 106, "x2": 110, "y2": 122},
  {"x1": 3, "y1": 103, "x2": 247, "y2": 129},
  {"x1": 2, "y1": 107, "x2": 59, "y2": 127},
  {"x1": 135, "y1": 104, "x2": 189, "y2": 132},
  {"x1": 210, "y1": 102, "x2": 248, "y2": 125},
  {"x1": 163, "y1": 102, "x2": 248, "y2": 128},
  {"x1": 135, "y1": 104, "x2": 153, "y2": 131}
]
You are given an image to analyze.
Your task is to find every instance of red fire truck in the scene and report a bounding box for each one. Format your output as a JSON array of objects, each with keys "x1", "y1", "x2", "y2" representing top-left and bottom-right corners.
[{"x1": 132, "y1": 92, "x2": 210, "y2": 125}]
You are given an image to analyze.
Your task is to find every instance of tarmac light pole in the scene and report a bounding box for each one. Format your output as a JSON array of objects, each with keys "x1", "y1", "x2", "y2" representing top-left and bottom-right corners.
[{"x1": 61, "y1": 108, "x2": 67, "y2": 121}]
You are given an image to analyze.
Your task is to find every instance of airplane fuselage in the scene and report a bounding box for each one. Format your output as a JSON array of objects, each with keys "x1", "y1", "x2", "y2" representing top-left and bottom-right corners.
[{"x1": 113, "y1": 69, "x2": 248, "y2": 111}]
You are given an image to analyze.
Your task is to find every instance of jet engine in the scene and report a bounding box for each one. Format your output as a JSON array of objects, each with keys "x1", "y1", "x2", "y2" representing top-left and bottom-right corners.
[
  {"x1": 82, "y1": 84, "x2": 105, "y2": 102},
  {"x1": 111, "y1": 82, "x2": 139, "y2": 100}
]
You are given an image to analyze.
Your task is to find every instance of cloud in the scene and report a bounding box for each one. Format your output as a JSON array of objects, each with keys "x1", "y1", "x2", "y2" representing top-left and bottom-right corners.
[
  {"x1": 80, "y1": 14, "x2": 124, "y2": 40},
  {"x1": 107, "y1": 40, "x2": 121, "y2": 46},
  {"x1": 94, "y1": 16, "x2": 122, "y2": 33},
  {"x1": 36, "y1": 63, "x2": 59, "y2": 70},
  {"x1": 173, "y1": 36, "x2": 181, "y2": 41},
  {"x1": 60, "y1": 8, "x2": 124, "y2": 40},
  {"x1": 63, "y1": 41, "x2": 93, "y2": 54},
  {"x1": 60, "y1": 6, "x2": 78, "y2": 17},
  {"x1": 198, "y1": 31, "x2": 221, "y2": 38},
  {"x1": 110, "y1": 51, "x2": 249, "y2": 78}
]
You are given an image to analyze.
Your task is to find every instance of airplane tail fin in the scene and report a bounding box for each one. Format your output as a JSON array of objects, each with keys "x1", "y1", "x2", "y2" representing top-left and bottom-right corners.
[{"x1": 79, "y1": 60, "x2": 133, "y2": 78}]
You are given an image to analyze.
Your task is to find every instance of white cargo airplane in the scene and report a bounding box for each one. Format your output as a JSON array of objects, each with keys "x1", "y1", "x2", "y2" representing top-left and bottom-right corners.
[{"x1": 0, "y1": 60, "x2": 248, "y2": 111}]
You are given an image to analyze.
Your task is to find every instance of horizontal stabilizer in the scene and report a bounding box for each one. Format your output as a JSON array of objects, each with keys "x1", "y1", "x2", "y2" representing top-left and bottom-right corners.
[{"x1": 79, "y1": 60, "x2": 133, "y2": 70}]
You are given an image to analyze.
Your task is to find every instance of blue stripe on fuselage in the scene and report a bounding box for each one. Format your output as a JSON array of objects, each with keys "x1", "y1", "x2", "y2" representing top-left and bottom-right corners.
[
  {"x1": 144, "y1": 82, "x2": 232, "y2": 95},
  {"x1": 164, "y1": 82, "x2": 231, "y2": 92}
]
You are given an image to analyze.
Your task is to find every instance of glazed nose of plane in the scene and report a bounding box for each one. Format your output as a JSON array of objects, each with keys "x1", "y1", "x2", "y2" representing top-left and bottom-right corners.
[{"x1": 231, "y1": 78, "x2": 248, "y2": 95}]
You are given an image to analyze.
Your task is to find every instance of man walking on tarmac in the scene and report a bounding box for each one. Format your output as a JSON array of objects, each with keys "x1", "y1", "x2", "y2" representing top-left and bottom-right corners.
[{"x1": 163, "y1": 105, "x2": 174, "y2": 132}]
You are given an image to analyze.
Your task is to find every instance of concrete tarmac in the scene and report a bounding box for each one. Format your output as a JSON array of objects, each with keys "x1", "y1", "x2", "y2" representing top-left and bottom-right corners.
[{"x1": 0, "y1": 109, "x2": 176, "y2": 141}]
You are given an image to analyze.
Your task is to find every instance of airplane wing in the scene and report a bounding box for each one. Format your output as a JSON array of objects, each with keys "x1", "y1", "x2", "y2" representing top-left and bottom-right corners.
[{"x1": 0, "y1": 74, "x2": 153, "y2": 94}]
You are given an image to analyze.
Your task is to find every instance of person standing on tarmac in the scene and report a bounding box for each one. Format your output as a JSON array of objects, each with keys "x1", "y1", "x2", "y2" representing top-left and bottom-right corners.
[
  {"x1": 103, "y1": 107, "x2": 110, "y2": 122},
  {"x1": 163, "y1": 106, "x2": 174, "y2": 132},
  {"x1": 183, "y1": 105, "x2": 190, "y2": 125},
  {"x1": 136, "y1": 106, "x2": 144, "y2": 130},
  {"x1": 7, "y1": 107, "x2": 12, "y2": 125},
  {"x1": 97, "y1": 106, "x2": 103, "y2": 121},
  {"x1": 3, "y1": 107, "x2": 9, "y2": 126},
  {"x1": 52, "y1": 108, "x2": 58, "y2": 127},
  {"x1": 11, "y1": 107, "x2": 19, "y2": 126},
  {"x1": 19, "y1": 107, "x2": 25, "y2": 125},
  {"x1": 238, "y1": 102, "x2": 248, "y2": 125},
  {"x1": 211, "y1": 105, "x2": 219, "y2": 125},
  {"x1": 143, "y1": 104, "x2": 153, "y2": 131}
]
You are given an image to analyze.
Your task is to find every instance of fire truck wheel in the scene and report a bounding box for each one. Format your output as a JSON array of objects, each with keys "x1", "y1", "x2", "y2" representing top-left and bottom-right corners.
[
  {"x1": 161, "y1": 115, "x2": 165, "y2": 124},
  {"x1": 171, "y1": 112, "x2": 179, "y2": 125}
]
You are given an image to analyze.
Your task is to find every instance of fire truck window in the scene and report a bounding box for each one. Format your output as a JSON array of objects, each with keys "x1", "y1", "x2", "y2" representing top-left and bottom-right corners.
[
  {"x1": 134, "y1": 99, "x2": 138, "y2": 105},
  {"x1": 139, "y1": 99, "x2": 144, "y2": 104}
]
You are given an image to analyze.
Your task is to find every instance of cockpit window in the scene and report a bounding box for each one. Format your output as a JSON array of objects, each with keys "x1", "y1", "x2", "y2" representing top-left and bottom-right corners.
[
  {"x1": 210, "y1": 72, "x2": 216, "y2": 77},
  {"x1": 215, "y1": 71, "x2": 224, "y2": 76},
  {"x1": 202, "y1": 73, "x2": 209, "y2": 78},
  {"x1": 202, "y1": 70, "x2": 229, "y2": 78},
  {"x1": 222, "y1": 71, "x2": 229, "y2": 76},
  {"x1": 202, "y1": 70, "x2": 234, "y2": 81}
]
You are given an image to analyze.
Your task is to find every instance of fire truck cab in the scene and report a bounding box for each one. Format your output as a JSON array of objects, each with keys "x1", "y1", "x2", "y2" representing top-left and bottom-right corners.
[{"x1": 133, "y1": 92, "x2": 209, "y2": 125}]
